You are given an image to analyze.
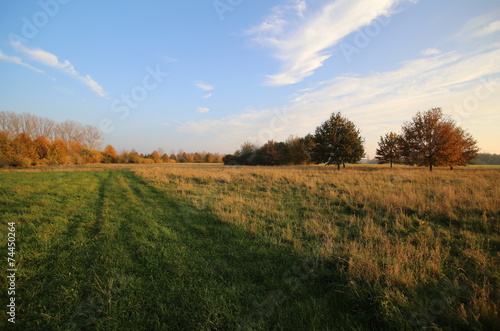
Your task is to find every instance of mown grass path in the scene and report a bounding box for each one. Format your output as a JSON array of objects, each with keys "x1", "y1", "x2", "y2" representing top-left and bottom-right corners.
[{"x1": 0, "y1": 171, "x2": 355, "y2": 330}]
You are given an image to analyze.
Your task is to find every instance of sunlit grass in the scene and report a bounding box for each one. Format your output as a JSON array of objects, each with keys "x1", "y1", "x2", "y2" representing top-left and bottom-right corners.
[{"x1": 0, "y1": 165, "x2": 498, "y2": 330}]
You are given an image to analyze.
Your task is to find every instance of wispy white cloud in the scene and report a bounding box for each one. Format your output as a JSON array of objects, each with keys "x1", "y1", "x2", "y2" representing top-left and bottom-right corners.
[
  {"x1": 78, "y1": 74, "x2": 107, "y2": 98},
  {"x1": 420, "y1": 48, "x2": 441, "y2": 56},
  {"x1": 197, "y1": 107, "x2": 210, "y2": 113},
  {"x1": 179, "y1": 109, "x2": 276, "y2": 141},
  {"x1": 456, "y1": 9, "x2": 500, "y2": 40},
  {"x1": 246, "y1": 0, "x2": 412, "y2": 86},
  {"x1": 0, "y1": 50, "x2": 44, "y2": 74},
  {"x1": 202, "y1": 93, "x2": 213, "y2": 99},
  {"x1": 195, "y1": 81, "x2": 214, "y2": 91},
  {"x1": 180, "y1": 46, "x2": 500, "y2": 155},
  {"x1": 10, "y1": 41, "x2": 108, "y2": 98}
]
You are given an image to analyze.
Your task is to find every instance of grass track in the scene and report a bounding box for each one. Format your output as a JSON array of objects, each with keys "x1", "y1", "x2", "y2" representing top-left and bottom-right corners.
[{"x1": 1, "y1": 171, "x2": 361, "y2": 330}]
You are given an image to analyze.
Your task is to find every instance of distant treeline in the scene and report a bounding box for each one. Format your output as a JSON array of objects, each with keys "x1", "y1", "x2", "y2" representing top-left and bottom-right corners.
[
  {"x1": 471, "y1": 153, "x2": 500, "y2": 165},
  {"x1": 0, "y1": 111, "x2": 223, "y2": 167},
  {"x1": 224, "y1": 108, "x2": 479, "y2": 171}
]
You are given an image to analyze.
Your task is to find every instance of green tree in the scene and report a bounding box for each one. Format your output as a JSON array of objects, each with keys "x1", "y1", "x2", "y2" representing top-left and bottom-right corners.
[
  {"x1": 375, "y1": 132, "x2": 402, "y2": 168},
  {"x1": 312, "y1": 112, "x2": 365, "y2": 170}
]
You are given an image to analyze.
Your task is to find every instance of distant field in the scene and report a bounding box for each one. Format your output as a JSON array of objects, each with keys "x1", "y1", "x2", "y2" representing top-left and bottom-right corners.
[{"x1": 1, "y1": 165, "x2": 499, "y2": 330}]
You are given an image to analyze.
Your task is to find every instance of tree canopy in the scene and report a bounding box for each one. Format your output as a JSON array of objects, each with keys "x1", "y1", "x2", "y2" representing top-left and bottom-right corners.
[
  {"x1": 400, "y1": 108, "x2": 479, "y2": 171},
  {"x1": 312, "y1": 112, "x2": 365, "y2": 169}
]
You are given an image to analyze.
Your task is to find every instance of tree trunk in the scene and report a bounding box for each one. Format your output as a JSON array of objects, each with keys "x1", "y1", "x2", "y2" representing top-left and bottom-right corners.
[
  {"x1": 390, "y1": 161, "x2": 393, "y2": 168},
  {"x1": 450, "y1": 166, "x2": 453, "y2": 170},
  {"x1": 429, "y1": 164, "x2": 433, "y2": 171},
  {"x1": 337, "y1": 163, "x2": 340, "y2": 170},
  {"x1": 342, "y1": 163, "x2": 345, "y2": 168}
]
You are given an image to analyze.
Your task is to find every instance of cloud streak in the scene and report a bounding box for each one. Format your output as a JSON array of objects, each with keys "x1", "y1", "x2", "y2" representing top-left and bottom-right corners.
[
  {"x1": 195, "y1": 81, "x2": 215, "y2": 91},
  {"x1": 0, "y1": 50, "x2": 44, "y2": 74},
  {"x1": 197, "y1": 107, "x2": 210, "y2": 113},
  {"x1": 247, "y1": 0, "x2": 411, "y2": 86},
  {"x1": 179, "y1": 45, "x2": 500, "y2": 155},
  {"x1": 10, "y1": 41, "x2": 108, "y2": 98}
]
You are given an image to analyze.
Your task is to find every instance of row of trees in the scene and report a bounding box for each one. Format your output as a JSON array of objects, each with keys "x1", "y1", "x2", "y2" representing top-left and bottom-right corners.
[
  {"x1": 0, "y1": 111, "x2": 223, "y2": 167},
  {"x1": 375, "y1": 108, "x2": 479, "y2": 171},
  {"x1": 225, "y1": 108, "x2": 479, "y2": 171},
  {"x1": 102, "y1": 146, "x2": 223, "y2": 165},
  {"x1": 223, "y1": 112, "x2": 365, "y2": 169},
  {"x1": 471, "y1": 153, "x2": 500, "y2": 165},
  {"x1": 0, "y1": 111, "x2": 102, "y2": 149}
]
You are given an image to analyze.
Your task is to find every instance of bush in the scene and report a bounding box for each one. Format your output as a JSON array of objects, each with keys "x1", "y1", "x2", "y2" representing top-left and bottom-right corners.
[{"x1": 11, "y1": 156, "x2": 33, "y2": 167}]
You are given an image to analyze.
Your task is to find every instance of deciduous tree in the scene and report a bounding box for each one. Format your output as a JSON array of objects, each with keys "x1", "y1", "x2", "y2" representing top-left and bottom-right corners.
[
  {"x1": 400, "y1": 108, "x2": 479, "y2": 171},
  {"x1": 375, "y1": 132, "x2": 402, "y2": 168}
]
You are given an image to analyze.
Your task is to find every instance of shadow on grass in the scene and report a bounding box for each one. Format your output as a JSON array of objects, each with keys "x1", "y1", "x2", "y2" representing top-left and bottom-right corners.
[{"x1": 4, "y1": 171, "x2": 370, "y2": 330}]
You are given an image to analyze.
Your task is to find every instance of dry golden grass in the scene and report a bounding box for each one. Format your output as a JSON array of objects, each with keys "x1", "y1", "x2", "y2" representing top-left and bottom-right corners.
[
  {"x1": 3, "y1": 163, "x2": 498, "y2": 327},
  {"x1": 133, "y1": 164, "x2": 499, "y2": 329}
]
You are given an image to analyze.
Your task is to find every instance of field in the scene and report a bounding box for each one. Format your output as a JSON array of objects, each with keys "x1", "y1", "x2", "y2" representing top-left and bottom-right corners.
[{"x1": 0, "y1": 164, "x2": 499, "y2": 330}]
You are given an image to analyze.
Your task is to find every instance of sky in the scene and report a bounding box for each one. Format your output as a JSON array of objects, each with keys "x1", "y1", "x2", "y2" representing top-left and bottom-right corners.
[{"x1": 0, "y1": 0, "x2": 499, "y2": 157}]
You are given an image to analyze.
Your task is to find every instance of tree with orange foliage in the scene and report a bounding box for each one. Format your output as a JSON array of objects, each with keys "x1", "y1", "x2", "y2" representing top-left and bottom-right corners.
[
  {"x1": 11, "y1": 133, "x2": 36, "y2": 166},
  {"x1": 33, "y1": 137, "x2": 52, "y2": 165},
  {"x1": 0, "y1": 131, "x2": 13, "y2": 167},
  {"x1": 103, "y1": 145, "x2": 119, "y2": 163},
  {"x1": 48, "y1": 138, "x2": 68, "y2": 165},
  {"x1": 150, "y1": 150, "x2": 162, "y2": 163},
  {"x1": 400, "y1": 108, "x2": 479, "y2": 171}
]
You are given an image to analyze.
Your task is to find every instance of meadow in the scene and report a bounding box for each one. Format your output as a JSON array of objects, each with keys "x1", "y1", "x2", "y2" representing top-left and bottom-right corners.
[{"x1": 0, "y1": 164, "x2": 498, "y2": 330}]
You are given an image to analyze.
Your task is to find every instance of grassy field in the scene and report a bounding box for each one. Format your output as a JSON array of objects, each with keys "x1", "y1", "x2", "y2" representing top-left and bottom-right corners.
[{"x1": 0, "y1": 165, "x2": 499, "y2": 330}]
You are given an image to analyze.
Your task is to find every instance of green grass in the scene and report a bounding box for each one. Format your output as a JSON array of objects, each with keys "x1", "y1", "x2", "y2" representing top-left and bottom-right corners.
[
  {"x1": 1, "y1": 167, "x2": 499, "y2": 330},
  {"x1": 0, "y1": 171, "x2": 359, "y2": 330}
]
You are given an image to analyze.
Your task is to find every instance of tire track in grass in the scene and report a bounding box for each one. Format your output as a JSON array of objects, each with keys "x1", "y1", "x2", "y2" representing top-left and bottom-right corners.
[{"x1": 2, "y1": 170, "x2": 355, "y2": 330}]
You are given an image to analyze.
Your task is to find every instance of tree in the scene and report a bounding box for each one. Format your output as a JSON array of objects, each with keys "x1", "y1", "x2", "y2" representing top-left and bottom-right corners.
[
  {"x1": 11, "y1": 133, "x2": 36, "y2": 166},
  {"x1": 0, "y1": 131, "x2": 13, "y2": 166},
  {"x1": 312, "y1": 112, "x2": 365, "y2": 170},
  {"x1": 81, "y1": 125, "x2": 103, "y2": 149},
  {"x1": 128, "y1": 150, "x2": 140, "y2": 164},
  {"x1": 161, "y1": 153, "x2": 170, "y2": 163},
  {"x1": 48, "y1": 138, "x2": 68, "y2": 165},
  {"x1": 265, "y1": 141, "x2": 288, "y2": 165},
  {"x1": 375, "y1": 132, "x2": 402, "y2": 168},
  {"x1": 33, "y1": 137, "x2": 51, "y2": 165},
  {"x1": 103, "y1": 145, "x2": 118, "y2": 163},
  {"x1": 400, "y1": 108, "x2": 479, "y2": 171},
  {"x1": 150, "y1": 150, "x2": 162, "y2": 163},
  {"x1": 235, "y1": 141, "x2": 259, "y2": 165},
  {"x1": 285, "y1": 135, "x2": 312, "y2": 165}
]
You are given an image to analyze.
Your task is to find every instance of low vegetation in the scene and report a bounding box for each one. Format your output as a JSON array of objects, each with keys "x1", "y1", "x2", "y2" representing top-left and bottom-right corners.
[{"x1": 1, "y1": 164, "x2": 498, "y2": 329}]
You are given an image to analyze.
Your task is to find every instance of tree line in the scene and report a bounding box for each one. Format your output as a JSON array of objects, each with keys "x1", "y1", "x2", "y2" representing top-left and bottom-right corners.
[
  {"x1": 471, "y1": 153, "x2": 500, "y2": 165},
  {"x1": 223, "y1": 112, "x2": 365, "y2": 170},
  {"x1": 0, "y1": 111, "x2": 223, "y2": 167},
  {"x1": 0, "y1": 108, "x2": 480, "y2": 170},
  {"x1": 224, "y1": 108, "x2": 479, "y2": 171}
]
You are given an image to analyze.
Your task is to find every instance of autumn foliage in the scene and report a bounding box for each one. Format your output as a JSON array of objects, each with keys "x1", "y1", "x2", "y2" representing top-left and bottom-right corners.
[
  {"x1": 376, "y1": 108, "x2": 479, "y2": 170},
  {"x1": 0, "y1": 111, "x2": 223, "y2": 167}
]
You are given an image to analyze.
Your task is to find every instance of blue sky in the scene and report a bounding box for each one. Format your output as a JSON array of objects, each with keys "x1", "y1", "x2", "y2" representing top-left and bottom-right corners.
[{"x1": 1, "y1": 0, "x2": 499, "y2": 157}]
